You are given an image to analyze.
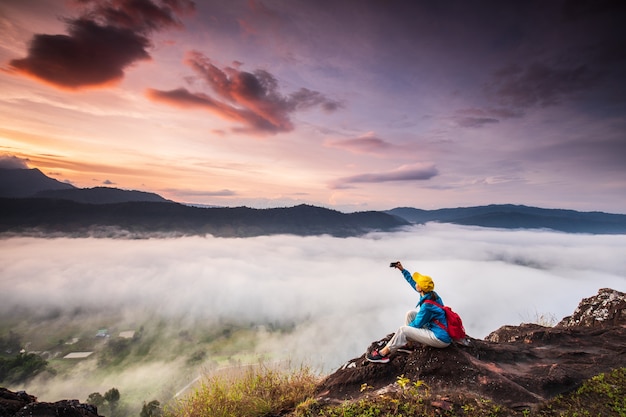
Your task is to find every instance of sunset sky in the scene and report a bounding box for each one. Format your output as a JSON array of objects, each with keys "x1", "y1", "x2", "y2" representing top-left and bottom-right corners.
[{"x1": 1, "y1": 0, "x2": 625, "y2": 213}]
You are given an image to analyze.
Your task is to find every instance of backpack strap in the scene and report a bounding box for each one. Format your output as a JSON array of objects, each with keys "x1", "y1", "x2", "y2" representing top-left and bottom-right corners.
[{"x1": 422, "y1": 299, "x2": 447, "y2": 332}]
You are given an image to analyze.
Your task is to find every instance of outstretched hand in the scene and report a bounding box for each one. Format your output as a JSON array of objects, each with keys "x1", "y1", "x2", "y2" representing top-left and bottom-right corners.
[{"x1": 393, "y1": 261, "x2": 404, "y2": 271}]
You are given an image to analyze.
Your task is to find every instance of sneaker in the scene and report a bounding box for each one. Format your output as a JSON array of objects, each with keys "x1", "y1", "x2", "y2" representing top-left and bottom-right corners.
[
  {"x1": 397, "y1": 343, "x2": 415, "y2": 354},
  {"x1": 366, "y1": 349, "x2": 390, "y2": 364}
]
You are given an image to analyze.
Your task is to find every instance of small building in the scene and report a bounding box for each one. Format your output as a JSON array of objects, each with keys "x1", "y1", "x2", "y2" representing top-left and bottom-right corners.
[
  {"x1": 64, "y1": 352, "x2": 93, "y2": 359},
  {"x1": 119, "y1": 331, "x2": 135, "y2": 339},
  {"x1": 95, "y1": 329, "x2": 109, "y2": 338}
]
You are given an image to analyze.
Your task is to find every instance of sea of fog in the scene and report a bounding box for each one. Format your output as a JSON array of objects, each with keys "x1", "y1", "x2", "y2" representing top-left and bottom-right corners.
[{"x1": 1, "y1": 223, "x2": 625, "y2": 399}]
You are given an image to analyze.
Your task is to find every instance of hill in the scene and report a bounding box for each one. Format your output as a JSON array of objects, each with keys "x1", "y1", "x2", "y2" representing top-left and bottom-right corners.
[
  {"x1": 0, "y1": 199, "x2": 408, "y2": 237},
  {"x1": 2, "y1": 288, "x2": 624, "y2": 417},
  {"x1": 386, "y1": 205, "x2": 626, "y2": 234},
  {"x1": 2, "y1": 168, "x2": 625, "y2": 236},
  {"x1": 314, "y1": 287, "x2": 626, "y2": 413},
  {"x1": 0, "y1": 168, "x2": 75, "y2": 198},
  {"x1": 0, "y1": 168, "x2": 169, "y2": 204},
  {"x1": 32, "y1": 186, "x2": 171, "y2": 204}
]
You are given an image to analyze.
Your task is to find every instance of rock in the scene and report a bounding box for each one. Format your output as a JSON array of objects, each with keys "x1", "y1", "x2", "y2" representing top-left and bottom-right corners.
[
  {"x1": 0, "y1": 388, "x2": 36, "y2": 417},
  {"x1": 557, "y1": 287, "x2": 626, "y2": 328},
  {"x1": 316, "y1": 288, "x2": 626, "y2": 409},
  {"x1": 0, "y1": 389, "x2": 102, "y2": 417}
]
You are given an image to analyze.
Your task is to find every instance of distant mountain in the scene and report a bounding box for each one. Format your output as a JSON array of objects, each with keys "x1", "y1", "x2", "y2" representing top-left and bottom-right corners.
[
  {"x1": 0, "y1": 168, "x2": 170, "y2": 204},
  {"x1": 0, "y1": 200, "x2": 409, "y2": 237},
  {"x1": 2, "y1": 168, "x2": 624, "y2": 236},
  {"x1": 386, "y1": 205, "x2": 626, "y2": 234},
  {"x1": 0, "y1": 168, "x2": 75, "y2": 198},
  {"x1": 33, "y1": 187, "x2": 171, "y2": 204}
]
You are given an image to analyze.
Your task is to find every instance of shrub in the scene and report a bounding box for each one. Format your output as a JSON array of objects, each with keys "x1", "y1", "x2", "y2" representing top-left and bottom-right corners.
[
  {"x1": 167, "y1": 363, "x2": 319, "y2": 417},
  {"x1": 0, "y1": 352, "x2": 47, "y2": 383}
]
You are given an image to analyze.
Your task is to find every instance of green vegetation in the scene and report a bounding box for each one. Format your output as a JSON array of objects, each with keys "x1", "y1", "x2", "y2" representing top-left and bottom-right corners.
[
  {"x1": 537, "y1": 368, "x2": 626, "y2": 417},
  {"x1": 0, "y1": 352, "x2": 48, "y2": 383},
  {"x1": 3, "y1": 310, "x2": 624, "y2": 417},
  {"x1": 141, "y1": 400, "x2": 163, "y2": 417},
  {"x1": 86, "y1": 387, "x2": 124, "y2": 417},
  {"x1": 167, "y1": 363, "x2": 319, "y2": 417},
  {"x1": 165, "y1": 368, "x2": 626, "y2": 417}
]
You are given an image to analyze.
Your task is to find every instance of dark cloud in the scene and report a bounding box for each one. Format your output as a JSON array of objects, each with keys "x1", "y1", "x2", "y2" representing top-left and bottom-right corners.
[
  {"x1": 330, "y1": 163, "x2": 438, "y2": 189},
  {"x1": 488, "y1": 62, "x2": 598, "y2": 109},
  {"x1": 8, "y1": 0, "x2": 195, "y2": 89},
  {"x1": 147, "y1": 51, "x2": 342, "y2": 134},
  {"x1": 455, "y1": 117, "x2": 499, "y2": 129},
  {"x1": 453, "y1": 107, "x2": 522, "y2": 128},
  {"x1": 325, "y1": 135, "x2": 393, "y2": 154},
  {"x1": 0, "y1": 154, "x2": 29, "y2": 169}
]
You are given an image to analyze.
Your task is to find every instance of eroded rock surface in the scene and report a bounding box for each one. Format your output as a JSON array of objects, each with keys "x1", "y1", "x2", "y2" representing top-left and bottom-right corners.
[{"x1": 316, "y1": 288, "x2": 626, "y2": 409}]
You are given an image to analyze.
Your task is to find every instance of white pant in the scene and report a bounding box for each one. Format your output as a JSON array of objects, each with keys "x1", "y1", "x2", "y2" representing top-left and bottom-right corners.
[{"x1": 385, "y1": 309, "x2": 450, "y2": 352}]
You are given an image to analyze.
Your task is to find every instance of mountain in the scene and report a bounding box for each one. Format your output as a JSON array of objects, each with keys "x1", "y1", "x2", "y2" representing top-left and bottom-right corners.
[
  {"x1": 32, "y1": 187, "x2": 171, "y2": 204},
  {"x1": 316, "y1": 288, "x2": 626, "y2": 412},
  {"x1": 2, "y1": 288, "x2": 624, "y2": 416},
  {"x1": 0, "y1": 168, "x2": 169, "y2": 204},
  {"x1": 1, "y1": 168, "x2": 625, "y2": 236},
  {"x1": 0, "y1": 168, "x2": 75, "y2": 198},
  {"x1": 386, "y1": 205, "x2": 626, "y2": 234},
  {"x1": 0, "y1": 199, "x2": 409, "y2": 237}
]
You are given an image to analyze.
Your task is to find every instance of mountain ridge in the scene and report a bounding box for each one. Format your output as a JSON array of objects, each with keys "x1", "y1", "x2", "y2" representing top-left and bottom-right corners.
[{"x1": 2, "y1": 168, "x2": 625, "y2": 236}]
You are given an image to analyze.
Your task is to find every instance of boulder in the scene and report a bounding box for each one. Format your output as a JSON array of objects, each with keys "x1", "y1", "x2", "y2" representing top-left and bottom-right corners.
[
  {"x1": 316, "y1": 288, "x2": 626, "y2": 410},
  {"x1": 0, "y1": 388, "x2": 101, "y2": 417}
]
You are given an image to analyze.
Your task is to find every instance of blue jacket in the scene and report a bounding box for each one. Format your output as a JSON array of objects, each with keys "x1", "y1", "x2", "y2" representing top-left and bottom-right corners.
[{"x1": 402, "y1": 269, "x2": 451, "y2": 344}]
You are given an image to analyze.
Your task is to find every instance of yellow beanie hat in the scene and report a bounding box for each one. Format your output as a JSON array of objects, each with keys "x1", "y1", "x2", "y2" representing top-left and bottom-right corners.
[{"x1": 413, "y1": 272, "x2": 434, "y2": 292}]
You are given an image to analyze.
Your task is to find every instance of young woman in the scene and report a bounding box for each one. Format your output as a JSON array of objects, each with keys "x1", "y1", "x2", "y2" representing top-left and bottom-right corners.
[{"x1": 366, "y1": 261, "x2": 451, "y2": 363}]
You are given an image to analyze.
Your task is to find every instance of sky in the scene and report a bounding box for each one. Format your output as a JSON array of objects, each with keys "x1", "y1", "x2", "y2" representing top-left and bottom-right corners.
[
  {"x1": 1, "y1": 225, "x2": 625, "y2": 400},
  {"x1": 0, "y1": 0, "x2": 625, "y2": 213}
]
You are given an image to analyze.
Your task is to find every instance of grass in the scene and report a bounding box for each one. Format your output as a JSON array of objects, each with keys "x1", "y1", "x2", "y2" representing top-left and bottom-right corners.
[
  {"x1": 167, "y1": 362, "x2": 319, "y2": 417},
  {"x1": 166, "y1": 368, "x2": 626, "y2": 417},
  {"x1": 536, "y1": 367, "x2": 626, "y2": 417}
]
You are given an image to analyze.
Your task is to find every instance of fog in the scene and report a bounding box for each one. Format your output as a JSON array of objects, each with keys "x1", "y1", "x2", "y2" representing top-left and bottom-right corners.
[{"x1": 1, "y1": 224, "x2": 625, "y2": 402}]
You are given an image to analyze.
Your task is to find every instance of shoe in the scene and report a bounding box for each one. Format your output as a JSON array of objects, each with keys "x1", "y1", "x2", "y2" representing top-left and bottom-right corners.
[
  {"x1": 366, "y1": 349, "x2": 390, "y2": 363},
  {"x1": 397, "y1": 343, "x2": 414, "y2": 354}
]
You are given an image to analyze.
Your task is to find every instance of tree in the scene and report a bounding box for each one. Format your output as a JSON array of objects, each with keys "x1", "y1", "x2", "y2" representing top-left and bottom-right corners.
[
  {"x1": 86, "y1": 392, "x2": 105, "y2": 408},
  {"x1": 104, "y1": 388, "x2": 121, "y2": 416},
  {"x1": 0, "y1": 352, "x2": 47, "y2": 383},
  {"x1": 140, "y1": 400, "x2": 162, "y2": 417}
]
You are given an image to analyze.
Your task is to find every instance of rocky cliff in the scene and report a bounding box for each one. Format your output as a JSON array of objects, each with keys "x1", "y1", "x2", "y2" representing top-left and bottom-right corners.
[{"x1": 316, "y1": 288, "x2": 625, "y2": 411}]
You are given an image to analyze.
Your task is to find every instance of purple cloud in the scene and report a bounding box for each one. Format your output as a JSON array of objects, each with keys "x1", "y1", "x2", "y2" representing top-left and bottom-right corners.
[
  {"x1": 325, "y1": 135, "x2": 393, "y2": 154},
  {"x1": 147, "y1": 51, "x2": 342, "y2": 134},
  {"x1": 487, "y1": 62, "x2": 597, "y2": 109},
  {"x1": 330, "y1": 163, "x2": 438, "y2": 189}
]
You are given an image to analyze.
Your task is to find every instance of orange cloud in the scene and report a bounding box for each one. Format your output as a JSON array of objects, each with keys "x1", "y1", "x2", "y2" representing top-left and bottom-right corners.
[{"x1": 147, "y1": 51, "x2": 342, "y2": 134}]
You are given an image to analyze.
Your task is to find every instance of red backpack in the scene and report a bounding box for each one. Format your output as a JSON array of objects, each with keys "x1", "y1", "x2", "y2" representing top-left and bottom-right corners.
[{"x1": 423, "y1": 300, "x2": 467, "y2": 341}]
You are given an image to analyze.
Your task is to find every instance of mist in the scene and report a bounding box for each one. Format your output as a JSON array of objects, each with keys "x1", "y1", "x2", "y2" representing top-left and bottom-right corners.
[{"x1": 1, "y1": 223, "x2": 624, "y2": 403}]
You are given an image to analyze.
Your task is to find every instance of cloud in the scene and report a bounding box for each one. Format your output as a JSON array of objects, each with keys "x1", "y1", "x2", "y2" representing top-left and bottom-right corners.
[
  {"x1": 325, "y1": 133, "x2": 393, "y2": 154},
  {"x1": 330, "y1": 163, "x2": 438, "y2": 189},
  {"x1": 0, "y1": 154, "x2": 29, "y2": 169},
  {"x1": 0, "y1": 225, "x2": 624, "y2": 374},
  {"x1": 7, "y1": 0, "x2": 195, "y2": 90},
  {"x1": 146, "y1": 51, "x2": 342, "y2": 134},
  {"x1": 487, "y1": 62, "x2": 598, "y2": 109},
  {"x1": 168, "y1": 188, "x2": 237, "y2": 198}
]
